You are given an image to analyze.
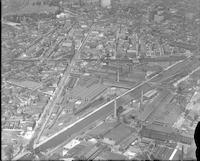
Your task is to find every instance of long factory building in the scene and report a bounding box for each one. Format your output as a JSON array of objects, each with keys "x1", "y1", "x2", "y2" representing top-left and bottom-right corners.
[{"x1": 33, "y1": 56, "x2": 199, "y2": 152}]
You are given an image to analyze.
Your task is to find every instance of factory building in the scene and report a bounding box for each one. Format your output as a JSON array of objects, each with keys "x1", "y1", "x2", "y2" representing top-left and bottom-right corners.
[
  {"x1": 63, "y1": 0, "x2": 111, "y2": 8},
  {"x1": 63, "y1": 0, "x2": 101, "y2": 7},
  {"x1": 140, "y1": 124, "x2": 193, "y2": 145},
  {"x1": 111, "y1": 0, "x2": 142, "y2": 6}
]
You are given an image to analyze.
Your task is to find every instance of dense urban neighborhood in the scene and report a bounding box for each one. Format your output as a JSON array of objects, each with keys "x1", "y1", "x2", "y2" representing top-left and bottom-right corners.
[{"x1": 1, "y1": 0, "x2": 200, "y2": 160}]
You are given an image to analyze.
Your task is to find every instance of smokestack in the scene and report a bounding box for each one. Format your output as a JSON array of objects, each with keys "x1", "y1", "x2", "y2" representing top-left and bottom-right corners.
[{"x1": 180, "y1": 145, "x2": 184, "y2": 161}]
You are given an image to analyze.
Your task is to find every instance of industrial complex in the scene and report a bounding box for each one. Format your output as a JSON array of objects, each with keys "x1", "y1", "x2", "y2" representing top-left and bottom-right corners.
[{"x1": 1, "y1": 0, "x2": 200, "y2": 160}]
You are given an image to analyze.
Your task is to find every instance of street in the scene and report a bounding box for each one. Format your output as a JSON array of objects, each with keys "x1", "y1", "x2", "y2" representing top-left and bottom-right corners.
[{"x1": 33, "y1": 56, "x2": 200, "y2": 152}]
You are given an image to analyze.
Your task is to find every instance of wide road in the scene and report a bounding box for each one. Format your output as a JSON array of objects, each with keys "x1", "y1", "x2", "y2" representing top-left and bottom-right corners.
[
  {"x1": 33, "y1": 56, "x2": 200, "y2": 152},
  {"x1": 36, "y1": 102, "x2": 114, "y2": 151},
  {"x1": 34, "y1": 23, "x2": 95, "y2": 144}
]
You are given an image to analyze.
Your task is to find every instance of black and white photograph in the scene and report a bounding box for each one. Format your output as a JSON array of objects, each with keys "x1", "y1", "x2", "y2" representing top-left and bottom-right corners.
[{"x1": 1, "y1": 0, "x2": 200, "y2": 160}]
